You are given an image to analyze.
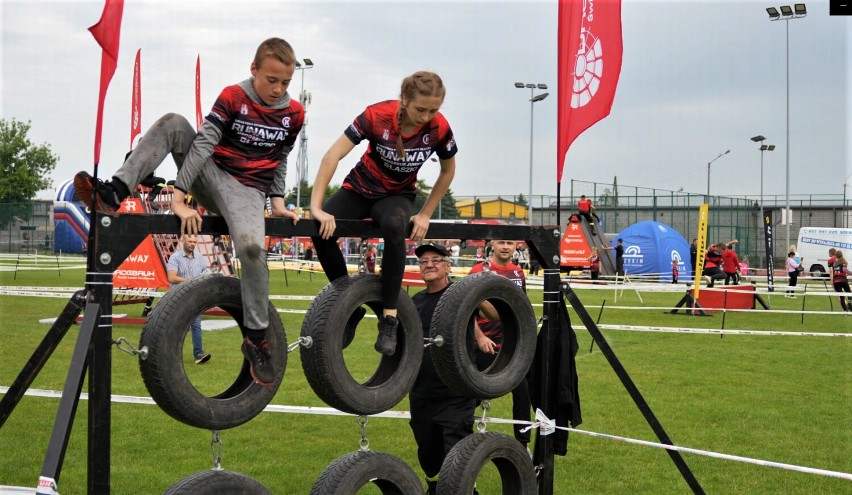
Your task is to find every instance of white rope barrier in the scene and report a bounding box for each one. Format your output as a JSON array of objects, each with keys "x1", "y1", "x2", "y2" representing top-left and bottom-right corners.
[
  {"x1": 3, "y1": 386, "x2": 849, "y2": 481},
  {"x1": 593, "y1": 324, "x2": 850, "y2": 338}
]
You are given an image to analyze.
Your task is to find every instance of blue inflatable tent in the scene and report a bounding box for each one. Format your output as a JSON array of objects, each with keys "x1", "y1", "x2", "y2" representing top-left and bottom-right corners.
[
  {"x1": 612, "y1": 221, "x2": 692, "y2": 282},
  {"x1": 53, "y1": 179, "x2": 89, "y2": 254}
]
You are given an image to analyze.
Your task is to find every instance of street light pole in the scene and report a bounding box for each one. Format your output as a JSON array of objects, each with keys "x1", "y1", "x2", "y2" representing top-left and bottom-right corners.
[
  {"x1": 766, "y1": 3, "x2": 806, "y2": 253},
  {"x1": 706, "y1": 149, "x2": 731, "y2": 197},
  {"x1": 294, "y1": 58, "x2": 314, "y2": 214},
  {"x1": 750, "y1": 135, "x2": 775, "y2": 224},
  {"x1": 515, "y1": 82, "x2": 549, "y2": 225}
]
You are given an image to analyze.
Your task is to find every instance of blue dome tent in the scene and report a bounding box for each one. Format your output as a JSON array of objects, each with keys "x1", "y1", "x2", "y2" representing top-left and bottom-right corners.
[{"x1": 612, "y1": 221, "x2": 691, "y2": 282}]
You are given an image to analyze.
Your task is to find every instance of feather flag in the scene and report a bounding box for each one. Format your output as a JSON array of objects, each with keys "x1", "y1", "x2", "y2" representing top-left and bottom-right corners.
[
  {"x1": 195, "y1": 55, "x2": 203, "y2": 130},
  {"x1": 88, "y1": 0, "x2": 124, "y2": 164},
  {"x1": 130, "y1": 48, "x2": 141, "y2": 149},
  {"x1": 557, "y1": 0, "x2": 622, "y2": 183}
]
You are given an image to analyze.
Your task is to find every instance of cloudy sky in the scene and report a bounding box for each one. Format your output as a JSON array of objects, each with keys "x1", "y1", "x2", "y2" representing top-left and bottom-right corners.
[{"x1": 1, "y1": 0, "x2": 849, "y2": 204}]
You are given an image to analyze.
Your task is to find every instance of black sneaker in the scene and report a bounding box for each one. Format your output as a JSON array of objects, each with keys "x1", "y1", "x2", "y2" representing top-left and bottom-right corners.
[
  {"x1": 240, "y1": 338, "x2": 275, "y2": 386},
  {"x1": 342, "y1": 306, "x2": 367, "y2": 349},
  {"x1": 194, "y1": 352, "x2": 211, "y2": 365},
  {"x1": 74, "y1": 171, "x2": 121, "y2": 212},
  {"x1": 374, "y1": 315, "x2": 398, "y2": 356}
]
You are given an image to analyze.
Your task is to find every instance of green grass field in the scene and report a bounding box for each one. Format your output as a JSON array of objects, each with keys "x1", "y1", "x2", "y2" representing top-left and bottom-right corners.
[{"x1": 1, "y1": 264, "x2": 850, "y2": 494}]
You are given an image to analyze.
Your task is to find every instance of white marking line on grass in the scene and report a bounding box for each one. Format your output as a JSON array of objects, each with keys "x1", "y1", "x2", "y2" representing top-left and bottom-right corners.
[
  {"x1": 585, "y1": 304, "x2": 848, "y2": 316},
  {"x1": 3, "y1": 386, "x2": 849, "y2": 481},
  {"x1": 594, "y1": 324, "x2": 850, "y2": 337}
]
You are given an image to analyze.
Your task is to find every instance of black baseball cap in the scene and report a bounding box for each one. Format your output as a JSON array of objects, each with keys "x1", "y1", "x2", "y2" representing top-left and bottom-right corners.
[{"x1": 415, "y1": 243, "x2": 450, "y2": 258}]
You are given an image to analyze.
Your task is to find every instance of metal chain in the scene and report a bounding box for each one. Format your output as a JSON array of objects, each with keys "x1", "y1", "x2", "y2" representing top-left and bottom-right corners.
[
  {"x1": 476, "y1": 400, "x2": 490, "y2": 433},
  {"x1": 357, "y1": 416, "x2": 370, "y2": 451},
  {"x1": 210, "y1": 430, "x2": 223, "y2": 470},
  {"x1": 113, "y1": 337, "x2": 148, "y2": 360}
]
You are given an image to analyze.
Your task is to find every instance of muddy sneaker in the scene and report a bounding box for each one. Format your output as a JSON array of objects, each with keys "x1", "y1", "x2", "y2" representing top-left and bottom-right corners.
[
  {"x1": 342, "y1": 306, "x2": 367, "y2": 349},
  {"x1": 194, "y1": 352, "x2": 211, "y2": 365},
  {"x1": 240, "y1": 338, "x2": 275, "y2": 386},
  {"x1": 73, "y1": 171, "x2": 121, "y2": 212},
  {"x1": 374, "y1": 315, "x2": 398, "y2": 356}
]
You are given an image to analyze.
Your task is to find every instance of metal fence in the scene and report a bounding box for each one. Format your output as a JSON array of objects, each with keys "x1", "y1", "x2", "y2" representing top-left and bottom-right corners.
[{"x1": 3, "y1": 186, "x2": 850, "y2": 266}]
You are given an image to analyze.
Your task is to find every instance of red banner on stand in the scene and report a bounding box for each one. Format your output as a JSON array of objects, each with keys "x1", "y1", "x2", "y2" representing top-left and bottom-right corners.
[{"x1": 557, "y1": 0, "x2": 622, "y2": 182}]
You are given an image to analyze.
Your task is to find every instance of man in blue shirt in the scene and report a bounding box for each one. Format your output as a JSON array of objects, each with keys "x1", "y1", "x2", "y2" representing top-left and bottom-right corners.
[{"x1": 167, "y1": 234, "x2": 210, "y2": 364}]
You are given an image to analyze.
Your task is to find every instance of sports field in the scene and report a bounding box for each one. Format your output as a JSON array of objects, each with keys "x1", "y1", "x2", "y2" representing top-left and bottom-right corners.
[{"x1": 0, "y1": 263, "x2": 850, "y2": 494}]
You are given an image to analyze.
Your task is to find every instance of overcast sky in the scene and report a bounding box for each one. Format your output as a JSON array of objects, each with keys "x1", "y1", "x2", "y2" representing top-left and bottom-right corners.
[{"x1": 1, "y1": 0, "x2": 849, "y2": 203}]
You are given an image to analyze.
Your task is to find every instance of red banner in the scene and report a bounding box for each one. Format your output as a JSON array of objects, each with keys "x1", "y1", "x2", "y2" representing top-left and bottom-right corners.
[
  {"x1": 88, "y1": 0, "x2": 125, "y2": 164},
  {"x1": 130, "y1": 48, "x2": 141, "y2": 149},
  {"x1": 195, "y1": 55, "x2": 203, "y2": 130},
  {"x1": 557, "y1": 0, "x2": 622, "y2": 183}
]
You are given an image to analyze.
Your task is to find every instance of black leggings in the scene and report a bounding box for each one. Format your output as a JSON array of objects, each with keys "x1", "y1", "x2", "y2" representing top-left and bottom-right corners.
[
  {"x1": 834, "y1": 280, "x2": 851, "y2": 310},
  {"x1": 312, "y1": 188, "x2": 414, "y2": 310},
  {"x1": 787, "y1": 270, "x2": 799, "y2": 294}
]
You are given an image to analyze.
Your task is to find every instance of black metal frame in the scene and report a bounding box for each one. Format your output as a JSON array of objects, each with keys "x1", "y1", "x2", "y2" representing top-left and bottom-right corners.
[{"x1": 0, "y1": 213, "x2": 702, "y2": 494}]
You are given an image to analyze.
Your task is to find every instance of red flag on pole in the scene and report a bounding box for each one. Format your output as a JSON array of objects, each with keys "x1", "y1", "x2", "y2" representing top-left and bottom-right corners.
[
  {"x1": 89, "y1": 0, "x2": 125, "y2": 165},
  {"x1": 556, "y1": 0, "x2": 622, "y2": 183},
  {"x1": 195, "y1": 55, "x2": 203, "y2": 131},
  {"x1": 130, "y1": 48, "x2": 141, "y2": 149}
]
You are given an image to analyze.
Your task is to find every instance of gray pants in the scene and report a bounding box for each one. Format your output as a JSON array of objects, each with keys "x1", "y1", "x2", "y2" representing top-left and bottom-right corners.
[{"x1": 115, "y1": 113, "x2": 270, "y2": 330}]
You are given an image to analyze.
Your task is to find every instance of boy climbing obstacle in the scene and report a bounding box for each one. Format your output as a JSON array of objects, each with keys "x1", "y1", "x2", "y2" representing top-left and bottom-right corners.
[{"x1": 74, "y1": 37, "x2": 303, "y2": 386}]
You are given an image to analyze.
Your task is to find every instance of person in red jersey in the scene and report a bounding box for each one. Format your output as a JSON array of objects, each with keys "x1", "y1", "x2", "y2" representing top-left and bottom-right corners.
[
  {"x1": 310, "y1": 71, "x2": 457, "y2": 356},
  {"x1": 722, "y1": 243, "x2": 740, "y2": 285},
  {"x1": 577, "y1": 194, "x2": 597, "y2": 234},
  {"x1": 74, "y1": 38, "x2": 303, "y2": 386},
  {"x1": 469, "y1": 239, "x2": 532, "y2": 453}
]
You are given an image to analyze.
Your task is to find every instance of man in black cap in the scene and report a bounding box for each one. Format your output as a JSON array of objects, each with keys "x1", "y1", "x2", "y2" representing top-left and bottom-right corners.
[{"x1": 408, "y1": 243, "x2": 477, "y2": 494}]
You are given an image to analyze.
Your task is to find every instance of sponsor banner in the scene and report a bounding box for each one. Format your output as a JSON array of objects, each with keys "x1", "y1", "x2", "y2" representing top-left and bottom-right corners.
[
  {"x1": 763, "y1": 210, "x2": 775, "y2": 292},
  {"x1": 560, "y1": 220, "x2": 592, "y2": 268}
]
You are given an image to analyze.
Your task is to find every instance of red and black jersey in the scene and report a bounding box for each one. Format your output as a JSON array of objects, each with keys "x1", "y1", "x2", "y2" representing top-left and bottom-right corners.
[
  {"x1": 578, "y1": 198, "x2": 592, "y2": 213},
  {"x1": 589, "y1": 254, "x2": 601, "y2": 272},
  {"x1": 342, "y1": 100, "x2": 457, "y2": 198},
  {"x1": 206, "y1": 84, "x2": 304, "y2": 192},
  {"x1": 705, "y1": 248, "x2": 723, "y2": 269},
  {"x1": 469, "y1": 260, "x2": 526, "y2": 348}
]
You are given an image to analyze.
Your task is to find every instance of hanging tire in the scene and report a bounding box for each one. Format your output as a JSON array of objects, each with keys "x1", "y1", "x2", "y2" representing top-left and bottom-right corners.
[
  {"x1": 139, "y1": 274, "x2": 287, "y2": 430},
  {"x1": 437, "y1": 432, "x2": 536, "y2": 494},
  {"x1": 310, "y1": 451, "x2": 423, "y2": 495},
  {"x1": 300, "y1": 274, "x2": 422, "y2": 415},
  {"x1": 430, "y1": 272, "x2": 537, "y2": 399},
  {"x1": 164, "y1": 469, "x2": 272, "y2": 494}
]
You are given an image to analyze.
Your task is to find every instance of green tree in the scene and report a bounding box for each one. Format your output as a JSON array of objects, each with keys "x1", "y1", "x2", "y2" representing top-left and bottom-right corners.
[
  {"x1": 474, "y1": 198, "x2": 483, "y2": 219},
  {"x1": 284, "y1": 180, "x2": 342, "y2": 211},
  {"x1": 413, "y1": 179, "x2": 459, "y2": 219},
  {"x1": 0, "y1": 119, "x2": 58, "y2": 229},
  {"x1": 515, "y1": 193, "x2": 528, "y2": 206}
]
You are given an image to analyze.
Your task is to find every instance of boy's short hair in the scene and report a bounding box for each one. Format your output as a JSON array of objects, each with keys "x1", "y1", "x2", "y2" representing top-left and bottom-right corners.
[{"x1": 254, "y1": 38, "x2": 297, "y2": 68}]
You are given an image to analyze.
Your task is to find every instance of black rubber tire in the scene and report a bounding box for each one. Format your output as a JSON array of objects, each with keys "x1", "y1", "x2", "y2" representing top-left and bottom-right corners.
[
  {"x1": 310, "y1": 451, "x2": 423, "y2": 495},
  {"x1": 164, "y1": 469, "x2": 272, "y2": 494},
  {"x1": 139, "y1": 274, "x2": 287, "y2": 430},
  {"x1": 430, "y1": 272, "x2": 537, "y2": 399},
  {"x1": 300, "y1": 274, "x2": 422, "y2": 415},
  {"x1": 437, "y1": 432, "x2": 536, "y2": 495}
]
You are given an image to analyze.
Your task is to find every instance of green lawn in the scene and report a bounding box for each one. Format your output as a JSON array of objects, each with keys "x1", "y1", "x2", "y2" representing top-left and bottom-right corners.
[{"x1": 1, "y1": 265, "x2": 850, "y2": 493}]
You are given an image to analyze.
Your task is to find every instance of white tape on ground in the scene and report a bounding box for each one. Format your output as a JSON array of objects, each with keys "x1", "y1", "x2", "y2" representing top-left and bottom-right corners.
[
  {"x1": 594, "y1": 324, "x2": 851, "y2": 337},
  {"x1": 3, "y1": 386, "x2": 848, "y2": 481}
]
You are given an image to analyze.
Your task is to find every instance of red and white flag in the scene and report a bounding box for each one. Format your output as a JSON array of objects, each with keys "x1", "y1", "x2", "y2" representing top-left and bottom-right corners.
[
  {"x1": 195, "y1": 55, "x2": 203, "y2": 130},
  {"x1": 130, "y1": 48, "x2": 141, "y2": 149},
  {"x1": 557, "y1": 0, "x2": 622, "y2": 183},
  {"x1": 88, "y1": 0, "x2": 124, "y2": 164}
]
